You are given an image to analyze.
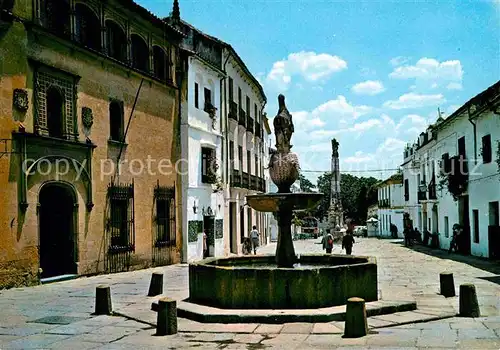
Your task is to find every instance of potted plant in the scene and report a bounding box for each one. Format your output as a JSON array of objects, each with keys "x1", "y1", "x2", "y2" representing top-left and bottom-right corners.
[{"x1": 204, "y1": 102, "x2": 217, "y2": 129}]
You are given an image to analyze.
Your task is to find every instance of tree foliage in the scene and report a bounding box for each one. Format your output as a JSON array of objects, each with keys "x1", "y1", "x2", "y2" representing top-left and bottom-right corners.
[
  {"x1": 314, "y1": 172, "x2": 379, "y2": 225},
  {"x1": 298, "y1": 173, "x2": 314, "y2": 192}
]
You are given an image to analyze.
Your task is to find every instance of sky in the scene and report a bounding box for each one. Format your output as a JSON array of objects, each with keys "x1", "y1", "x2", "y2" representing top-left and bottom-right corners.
[{"x1": 137, "y1": 0, "x2": 500, "y2": 184}]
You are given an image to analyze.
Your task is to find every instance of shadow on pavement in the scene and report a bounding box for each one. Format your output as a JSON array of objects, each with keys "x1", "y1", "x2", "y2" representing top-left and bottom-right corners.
[{"x1": 390, "y1": 241, "x2": 500, "y2": 276}]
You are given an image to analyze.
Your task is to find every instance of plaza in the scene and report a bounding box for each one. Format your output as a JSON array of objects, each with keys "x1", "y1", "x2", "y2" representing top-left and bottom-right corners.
[{"x1": 1, "y1": 238, "x2": 499, "y2": 349}]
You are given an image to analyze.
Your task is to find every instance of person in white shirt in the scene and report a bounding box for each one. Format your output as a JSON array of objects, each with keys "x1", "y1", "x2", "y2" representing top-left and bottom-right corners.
[{"x1": 250, "y1": 225, "x2": 260, "y2": 255}]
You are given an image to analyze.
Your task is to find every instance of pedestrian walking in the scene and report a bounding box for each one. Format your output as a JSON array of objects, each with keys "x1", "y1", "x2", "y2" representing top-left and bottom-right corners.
[
  {"x1": 203, "y1": 230, "x2": 208, "y2": 258},
  {"x1": 342, "y1": 219, "x2": 355, "y2": 255},
  {"x1": 322, "y1": 232, "x2": 334, "y2": 253},
  {"x1": 449, "y1": 224, "x2": 460, "y2": 253},
  {"x1": 250, "y1": 225, "x2": 260, "y2": 255}
]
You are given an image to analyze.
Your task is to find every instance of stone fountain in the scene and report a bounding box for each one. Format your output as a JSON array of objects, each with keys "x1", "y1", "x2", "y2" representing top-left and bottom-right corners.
[
  {"x1": 245, "y1": 94, "x2": 323, "y2": 267},
  {"x1": 187, "y1": 95, "x2": 378, "y2": 310}
]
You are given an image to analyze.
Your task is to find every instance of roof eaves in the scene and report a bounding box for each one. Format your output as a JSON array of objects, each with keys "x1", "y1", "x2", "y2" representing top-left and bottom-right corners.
[
  {"x1": 436, "y1": 80, "x2": 500, "y2": 130},
  {"x1": 225, "y1": 44, "x2": 267, "y2": 103}
]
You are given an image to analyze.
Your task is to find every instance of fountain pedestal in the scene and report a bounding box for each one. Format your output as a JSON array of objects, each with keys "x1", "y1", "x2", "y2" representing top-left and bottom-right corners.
[{"x1": 275, "y1": 206, "x2": 296, "y2": 267}]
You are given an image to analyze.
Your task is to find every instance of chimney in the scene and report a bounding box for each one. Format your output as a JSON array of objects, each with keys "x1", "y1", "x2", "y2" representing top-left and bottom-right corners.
[{"x1": 172, "y1": 0, "x2": 180, "y2": 23}]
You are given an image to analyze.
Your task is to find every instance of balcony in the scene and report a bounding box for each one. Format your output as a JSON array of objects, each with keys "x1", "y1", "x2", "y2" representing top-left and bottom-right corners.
[
  {"x1": 228, "y1": 101, "x2": 237, "y2": 122},
  {"x1": 378, "y1": 199, "x2": 390, "y2": 208},
  {"x1": 242, "y1": 172, "x2": 250, "y2": 188},
  {"x1": 418, "y1": 190, "x2": 427, "y2": 201},
  {"x1": 428, "y1": 183, "x2": 437, "y2": 200},
  {"x1": 250, "y1": 175, "x2": 258, "y2": 190},
  {"x1": 246, "y1": 115, "x2": 254, "y2": 133},
  {"x1": 230, "y1": 168, "x2": 241, "y2": 188},
  {"x1": 238, "y1": 108, "x2": 246, "y2": 127},
  {"x1": 255, "y1": 121, "x2": 262, "y2": 138},
  {"x1": 258, "y1": 177, "x2": 266, "y2": 192}
]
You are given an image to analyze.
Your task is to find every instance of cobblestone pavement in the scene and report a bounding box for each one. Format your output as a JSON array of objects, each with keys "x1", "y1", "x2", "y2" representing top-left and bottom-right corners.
[{"x1": 0, "y1": 238, "x2": 499, "y2": 349}]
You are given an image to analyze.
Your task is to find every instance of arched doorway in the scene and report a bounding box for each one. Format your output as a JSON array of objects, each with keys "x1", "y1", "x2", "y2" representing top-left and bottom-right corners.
[{"x1": 39, "y1": 183, "x2": 77, "y2": 278}]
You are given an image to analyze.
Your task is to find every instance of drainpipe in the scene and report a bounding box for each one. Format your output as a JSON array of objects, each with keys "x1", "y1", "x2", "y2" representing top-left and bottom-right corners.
[
  {"x1": 467, "y1": 106, "x2": 477, "y2": 164},
  {"x1": 222, "y1": 53, "x2": 231, "y2": 189}
]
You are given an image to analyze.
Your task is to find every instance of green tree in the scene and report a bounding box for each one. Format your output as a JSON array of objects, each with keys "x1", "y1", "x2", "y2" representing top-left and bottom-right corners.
[
  {"x1": 315, "y1": 172, "x2": 379, "y2": 224},
  {"x1": 315, "y1": 172, "x2": 332, "y2": 219},
  {"x1": 298, "y1": 173, "x2": 314, "y2": 192}
]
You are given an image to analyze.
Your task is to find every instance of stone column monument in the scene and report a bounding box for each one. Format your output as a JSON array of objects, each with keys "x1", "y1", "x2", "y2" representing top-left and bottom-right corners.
[{"x1": 328, "y1": 138, "x2": 343, "y2": 230}]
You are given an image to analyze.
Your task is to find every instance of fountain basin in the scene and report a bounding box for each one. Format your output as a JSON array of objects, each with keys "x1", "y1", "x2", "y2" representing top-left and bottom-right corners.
[
  {"x1": 188, "y1": 254, "x2": 377, "y2": 309},
  {"x1": 246, "y1": 192, "x2": 324, "y2": 212}
]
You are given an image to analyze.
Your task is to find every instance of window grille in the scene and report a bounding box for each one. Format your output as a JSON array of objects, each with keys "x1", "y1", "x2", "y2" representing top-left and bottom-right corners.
[
  {"x1": 107, "y1": 181, "x2": 135, "y2": 253},
  {"x1": 154, "y1": 184, "x2": 176, "y2": 247},
  {"x1": 153, "y1": 182, "x2": 176, "y2": 266},
  {"x1": 34, "y1": 68, "x2": 78, "y2": 140}
]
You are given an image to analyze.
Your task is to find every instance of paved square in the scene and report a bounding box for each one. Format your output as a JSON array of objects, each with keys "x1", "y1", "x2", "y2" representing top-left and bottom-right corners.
[{"x1": 0, "y1": 238, "x2": 499, "y2": 348}]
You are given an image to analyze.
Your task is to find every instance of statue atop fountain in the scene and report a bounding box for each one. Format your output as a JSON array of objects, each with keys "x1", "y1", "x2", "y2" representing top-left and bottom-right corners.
[
  {"x1": 269, "y1": 95, "x2": 300, "y2": 194},
  {"x1": 273, "y1": 94, "x2": 294, "y2": 153}
]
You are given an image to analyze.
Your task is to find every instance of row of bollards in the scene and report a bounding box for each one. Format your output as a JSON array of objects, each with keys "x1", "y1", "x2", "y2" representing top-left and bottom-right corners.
[
  {"x1": 94, "y1": 272, "x2": 177, "y2": 336},
  {"x1": 94, "y1": 271, "x2": 480, "y2": 339},
  {"x1": 439, "y1": 272, "x2": 480, "y2": 317},
  {"x1": 343, "y1": 272, "x2": 481, "y2": 338}
]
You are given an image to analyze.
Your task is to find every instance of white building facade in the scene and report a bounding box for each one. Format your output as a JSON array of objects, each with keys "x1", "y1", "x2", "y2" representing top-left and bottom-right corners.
[
  {"x1": 377, "y1": 175, "x2": 404, "y2": 238},
  {"x1": 402, "y1": 81, "x2": 500, "y2": 258},
  {"x1": 222, "y1": 46, "x2": 270, "y2": 255},
  {"x1": 175, "y1": 21, "x2": 226, "y2": 261}
]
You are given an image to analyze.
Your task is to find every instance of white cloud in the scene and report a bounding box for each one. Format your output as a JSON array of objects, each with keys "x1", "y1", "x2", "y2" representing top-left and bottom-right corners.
[
  {"x1": 446, "y1": 82, "x2": 463, "y2": 90},
  {"x1": 390, "y1": 56, "x2": 411, "y2": 66},
  {"x1": 313, "y1": 96, "x2": 372, "y2": 119},
  {"x1": 383, "y1": 93, "x2": 445, "y2": 110},
  {"x1": 351, "y1": 80, "x2": 385, "y2": 95},
  {"x1": 266, "y1": 51, "x2": 347, "y2": 90},
  {"x1": 389, "y1": 57, "x2": 463, "y2": 90}
]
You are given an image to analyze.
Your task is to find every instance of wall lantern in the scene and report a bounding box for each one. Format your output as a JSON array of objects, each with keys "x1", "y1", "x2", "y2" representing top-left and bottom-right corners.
[
  {"x1": 419, "y1": 183, "x2": 427, "y2": 192},
  {"x1": 202, "y1": 206, "x2": 214, "y2": 216},
  {"x1": 193, "y1": 201, "x2": 198, "y2": 214}
]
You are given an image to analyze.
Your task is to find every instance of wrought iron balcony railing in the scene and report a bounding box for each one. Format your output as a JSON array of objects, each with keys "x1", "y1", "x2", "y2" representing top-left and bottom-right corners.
[
  {"x1": 247, "y1": 116, "x2": 254, "y2": 133},
  {"x1": 238, "y1": 108, "x2": 246, "y2": 127},
  {"x1": 228, "y1": 101, "x2": 237, "y2": 121}
]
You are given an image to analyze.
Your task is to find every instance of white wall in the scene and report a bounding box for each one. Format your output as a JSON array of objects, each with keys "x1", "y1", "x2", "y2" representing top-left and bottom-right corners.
[
  {"x1": 468, "y1": 109, "x2": 500, "y2": 257},
  {"x1": 184, "y1": 57, "x2": 225, "y2": 262},
  {"x1": 222, "y1": 50, "x2": 268, "y2": 253},
  {"x1": 403, "y1": 103, "x2": 500, "y2": 258}
]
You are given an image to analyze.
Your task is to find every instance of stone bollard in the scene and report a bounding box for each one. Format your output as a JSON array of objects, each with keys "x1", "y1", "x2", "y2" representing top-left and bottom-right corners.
[
  {"x1": 95, "y1": 285, "x2": 112, "y2": 315},
  {"x1": 156, "y1": 298, "x2": 177, "y2": 335},
  {"x1": 439, "y1": 272, "x2": 456, "y2": 297},
  {"x1": 459, "y1": 283, "x2": 480, "y2": 317},
  {"x1": 156, "y1": 297, "x2": 177, "y2": 336},
  {"x1": 148, "y1": 272, "x2": 164, "y2": 297},
  {"x1": 344, "y1": 297, "x2": 368, "y2": 338}
]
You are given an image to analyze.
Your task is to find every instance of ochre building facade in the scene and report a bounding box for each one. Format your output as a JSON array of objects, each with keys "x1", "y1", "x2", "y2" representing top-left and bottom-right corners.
[{"x1": 0, "y1": 0, "x2": 187, "y2": 288}]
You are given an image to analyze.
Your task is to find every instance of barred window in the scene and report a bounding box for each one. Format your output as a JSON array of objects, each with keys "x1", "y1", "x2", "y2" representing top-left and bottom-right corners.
[
  {"x1": 46, "y1": 87, "x2": 64, "y2": 138},
  {"x1": 35, "y1": 68, "x2": 77, "y2": 139},
  {"x1": 154, "y1": 184, "x2": 176, "y2": 247},
  {"x1": 107, "y1": 182, "x2": 135, "y2": 253}
]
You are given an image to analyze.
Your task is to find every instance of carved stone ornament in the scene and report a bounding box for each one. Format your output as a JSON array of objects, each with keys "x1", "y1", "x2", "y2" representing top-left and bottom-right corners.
[
  {"x1": 13, "y1": 89, "x2": 29, "y2": 111},
  {"x1": 82, "y1": 107, "x2": 93, "y2": 129}
]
